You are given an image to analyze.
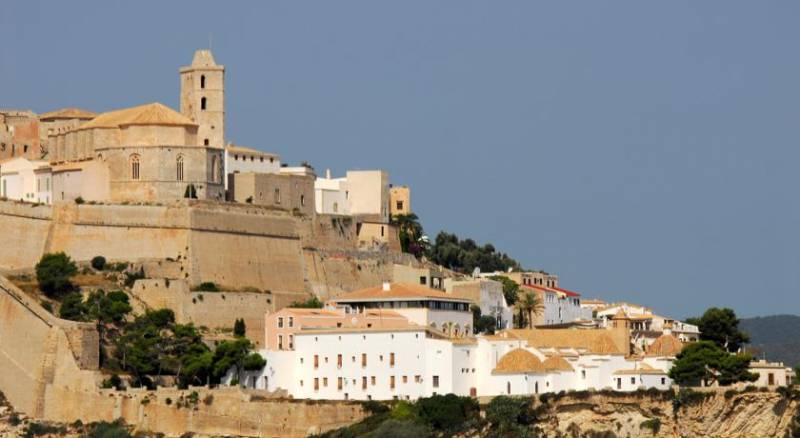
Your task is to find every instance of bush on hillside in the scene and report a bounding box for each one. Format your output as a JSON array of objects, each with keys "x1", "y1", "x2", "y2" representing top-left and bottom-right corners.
[
  {"x1": 35, "y1": 252, "x2": 78, "y2": 298},
  {"x1": 196, "y1": 282, "x2": 219, "y2": 292},
  {"x1": 91, "y1": 256, "x2": 107, "y2": 271}
]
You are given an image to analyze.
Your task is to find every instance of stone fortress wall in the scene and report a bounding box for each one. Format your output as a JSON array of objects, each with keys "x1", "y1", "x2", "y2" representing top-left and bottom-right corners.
[{"x1": 0, "y1": 274, "x2": 365, "y2": 437}]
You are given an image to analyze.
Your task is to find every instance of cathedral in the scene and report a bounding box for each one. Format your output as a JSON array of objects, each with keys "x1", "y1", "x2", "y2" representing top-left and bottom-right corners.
[{"x1": 1, "y1": 50, "x2": 227, "y2": 203}]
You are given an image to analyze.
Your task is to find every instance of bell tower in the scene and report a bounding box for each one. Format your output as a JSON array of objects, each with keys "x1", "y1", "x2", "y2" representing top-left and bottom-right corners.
[{"x1": 180, "y1": 50, "x2": 224, "y2": 149}]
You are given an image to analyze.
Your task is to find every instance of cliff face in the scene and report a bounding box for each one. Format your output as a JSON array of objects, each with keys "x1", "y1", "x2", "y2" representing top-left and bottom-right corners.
[{"x1": 537, "y1": 390, "x2": 798, "y2": 438}]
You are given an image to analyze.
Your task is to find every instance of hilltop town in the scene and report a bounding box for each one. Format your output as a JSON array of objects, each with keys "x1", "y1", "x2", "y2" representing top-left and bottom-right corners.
[{"x1": 0, "y1": 50, "x2": 797, "y2": 437}]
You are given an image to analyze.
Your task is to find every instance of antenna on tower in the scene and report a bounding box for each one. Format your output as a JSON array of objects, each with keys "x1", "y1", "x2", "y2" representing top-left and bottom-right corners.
[{"x1": 209, "y1": 33, "x2": 213, "y2": 51}]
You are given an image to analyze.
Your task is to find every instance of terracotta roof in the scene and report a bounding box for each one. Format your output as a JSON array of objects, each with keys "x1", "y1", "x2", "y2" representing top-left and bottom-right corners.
[
  {"x1": 331, "y1": 283, "x2": 471, "y2": 303},
  {"x1": 543, "y1": 355, "x2": 573, "y2": 372},
  {"x1": 493, "y1": 348, "x2": 546, "y2": 374},
  {"x1": 612, "y1": 309, "x2": 631, "y2": 320},
  {"x1": 614, "y1": 363, "x2": 667, "y2": 375},
  {"x1": 278, "y1": 308, "x2": 342, "y2": 316},
  {"x1": 646, "y1": 334, "x2": 684, "y2": 357},
  {"x1": 500, "y1": 329, "x2": 626, "y2": 355},
  {"x1": 39, "y1": 108, "x2": 96, "y2": 121},
  {"x1": 551, "y1": 286, "x2": 581, "y2": 297},
  {"x1": 295, "y1": 325, "x2": 426, "y2": 335},
  {"x1": 226, "y1": 145, "x2": 278, "y2": 157},
  {"x1": 78, "y1": 103, "x2": 196, "y2": 130}
]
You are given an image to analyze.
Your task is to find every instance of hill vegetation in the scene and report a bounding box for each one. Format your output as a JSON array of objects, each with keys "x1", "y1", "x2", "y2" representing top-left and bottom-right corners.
[{"x1": 740, "y1": 314, "x2": 800, "y2": 368}]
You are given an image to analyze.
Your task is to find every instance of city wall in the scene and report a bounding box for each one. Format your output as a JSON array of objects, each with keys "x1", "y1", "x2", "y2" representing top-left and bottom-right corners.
[
  {"x1": 132, "y1": 279, "x2": 306, "y2": 347},
  {"x1": 0, "y1": 274, "x2": 366, "y2": 436}
]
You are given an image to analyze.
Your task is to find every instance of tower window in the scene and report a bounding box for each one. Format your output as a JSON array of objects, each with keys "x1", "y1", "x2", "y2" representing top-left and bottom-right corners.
[
  {"x1": 201, "y1": 97, "x2": 207, "y2": 110},
  {"x1": 211, "y1": 155, "x2": 219, "y2": 183},
  {"x1": 130, "y1": 154, "x2": 141, "y2": 180},
  {"x1": 204, "y1": 139, "x2": 209, "y2": 146},
  {"x1": 176, "y1": 155, "x2": 184, "y2": 181},
  {"x1": 200, "y1": 75, "x2": 206, "y2": 89}
]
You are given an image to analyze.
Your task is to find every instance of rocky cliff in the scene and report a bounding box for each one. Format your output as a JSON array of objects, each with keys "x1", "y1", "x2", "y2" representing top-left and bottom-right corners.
[{"x1": 535, "y1": 389, "x2": 798, "y2": 438}]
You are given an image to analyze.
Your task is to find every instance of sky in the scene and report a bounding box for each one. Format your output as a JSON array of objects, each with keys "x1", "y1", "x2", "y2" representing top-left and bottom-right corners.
[{"x1": 2, "y1": 1, "x2": 799, "y2": 319}]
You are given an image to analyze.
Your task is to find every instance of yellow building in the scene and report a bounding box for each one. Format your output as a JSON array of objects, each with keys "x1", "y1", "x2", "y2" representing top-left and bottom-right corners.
[{"x1": 389, "y1": 185, "x2": 411, "y2": 216}]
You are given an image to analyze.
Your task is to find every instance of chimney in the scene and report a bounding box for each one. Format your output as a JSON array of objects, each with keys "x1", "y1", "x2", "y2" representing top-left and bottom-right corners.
[
  {"x1": 326, "y1": 168, "x2": 331, "y2": 179},
  {"x1": 382, "y1": 282, "x2": 391, "y2": 292}
]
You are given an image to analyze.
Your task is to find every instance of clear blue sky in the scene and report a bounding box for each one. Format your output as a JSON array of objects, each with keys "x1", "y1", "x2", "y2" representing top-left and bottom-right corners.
[{"x1": 2, "y1": 1, "x2": 799, "y2": 319}]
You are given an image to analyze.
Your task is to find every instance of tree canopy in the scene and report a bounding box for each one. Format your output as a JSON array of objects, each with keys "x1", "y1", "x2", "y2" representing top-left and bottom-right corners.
[
  {"x1": 36, "y1": 252, "x2": 78, "y2": 297},
  {"x1": 428, "y1": 232, "x2": 521, "y2": 274},
  {"x1": 668, "y1": 340, "x2": 757, "y2": 386},
  {"x1": 690, "y1": 307, "x2": 750, "y2": 353}
]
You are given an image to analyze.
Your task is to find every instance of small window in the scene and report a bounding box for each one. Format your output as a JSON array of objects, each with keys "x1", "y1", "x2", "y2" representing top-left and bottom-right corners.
[
  {"x1": 204, "y1": 139, "x2": 210, "y2": 146},
  {"x1": 300, "y1": 194, "x2": 305, "y2": 206},
  {"x1": 333, "y1": 202, "x2": 338, "y2": 213},
  {"x1": 277, "y1": 317, "x2": 284, "y2": 328},
  {"x1": 323, "y1": 377, "x2": 328, "y2": 387},
  {"x1": 176, "y1": 155, "x2": 184, "y2": 181},
  {"x1": 200, "y1": 75, "x2": 206, "y2": 89},
  {"x1": 631, "y1": 377, "x2": 636, "y2": 385},
  {"x1": 396, "y1": 201, "x2": 403, "y2": 210},
  {"x1": 390, "y1": 376, "x2": 395, "y2": 390},
  {"x1": 130, "y1": 154, "x2": 141, "y2": 180},
  {"x1": 337, "y1": 377, "x2": 343, "y2": 391},
  {"x1": 201, "y1": 97, "x2": 207, "y2": 110},
  {"x1": 277, "y1": 334, "x2": 283, "y2": 350},
  {"x1": 661, "y1": 377, "x2": 666, "y2": 385},
  {"x1": 288, "y1": 317, "x2": 294, "y2": 328},
  {"x1": 314, "y1": 355, "x2": 319, "y2": 368},
  {"x1": 274, "y1": 188, "x2": 281, "y2": 204},
  {"x1": 419, "y1": 276, "x2": 427, "y2": 285},
  {"x1": 433, "y1": 376, "x2": 439, "y2": 388},
  {"x1": 381, "y1": 226, "x2": 385, "y2": 237},
  {"x1": 371, "y1": 376, "x2": 376, "y2": 386}
]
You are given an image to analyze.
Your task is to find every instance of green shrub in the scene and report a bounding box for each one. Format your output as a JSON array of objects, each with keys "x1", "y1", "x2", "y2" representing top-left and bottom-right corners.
[
  {"x1": 123, "y1": 267, "x2": 146, "y2": 288},
  {"x1": 85, "y1": 419, "x2": 131, "y2": 438},
  {"x1": 363, "y1": 400, "x2": 390, "y2": 415},
  {"x1": 196, "y1": 282, "x2": 219, "y2": 292},
  {"x1": 24, "y1": 422, "x2": 67, "y2": 438},
  {"x1": 724, "y1": 389, "x2": 738, "y2": 399},
  {"x1": 289, "y1": 295, "x2": 323, "y2": 308},
  {"x1": 416, "y1": 394, "x2": 479, "y2": 434},
  {"x1": 390, "y1": 400, "x2": 417, "y2": 420},
  {"x1": 233, "y1": 318, "x2": 246, "y2": 337},
  {"x1": 640, "y1": 418, "x2": 661, "y2": 435},
  {"x1": 486, "y1": 395, "x2": 536, "y2": 434},
  {"x1": 242, "y1": 352, "x2": 266, "y2": 371},
  {"x1": 75, "y1": 196, "x2": 85, "y2": 204},
  {"x1": 40, "y1": 301, "x2": 53, "y2": 313},
  {"x1": 102, "y1": 374, "x2": 122, "y2": 390},
  {"x1": 91, "y1": 256, "x2": 107, "y2": 271},
  {"x1": 35, "y1": 252, "x2": 78, "y2": 298}
]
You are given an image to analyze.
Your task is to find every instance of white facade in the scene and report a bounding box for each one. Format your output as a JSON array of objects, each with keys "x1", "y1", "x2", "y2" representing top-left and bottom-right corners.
[
  {"x1": 0, "y1": 157, "x2": 51, "y2": 203},
  {"x1": 444, "y1": 278, "x2": 514, "y2": 330},
  {"x1": 521, "y1": 285, "x2": 593, "y2": 326},
  {"x1": 749, "y1": 360, "x2": 794, "y2": 387},
  {"x1": 237, "y1": 327, "x2": 676, "y2": 400},
  {"x1": 315, "y1": 172, "x2": 350, "y2": 215},
  {"x1": 314, "y1": 169, "x2": 389, "y2": 221},
  {"x1": 224, "y1": 145, "x2": 281, "y2": 189}
]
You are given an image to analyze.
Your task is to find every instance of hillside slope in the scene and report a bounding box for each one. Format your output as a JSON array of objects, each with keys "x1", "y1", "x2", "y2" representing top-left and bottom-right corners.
[{"x1": 740, "y1": 314, "x2": 800, "y2": 367}]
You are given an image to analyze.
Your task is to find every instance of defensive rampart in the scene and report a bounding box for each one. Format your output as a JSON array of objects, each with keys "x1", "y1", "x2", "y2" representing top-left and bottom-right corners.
[{"x1": 0, "y1": 275, "x2": 366, "y2": 436}]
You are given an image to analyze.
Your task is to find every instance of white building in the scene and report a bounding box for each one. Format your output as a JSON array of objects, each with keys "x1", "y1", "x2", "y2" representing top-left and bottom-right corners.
[
  {"x1": 0, "y1": 157, "x2": 52, "y2": 204},
  {"x1": 749, "y1": 360, "x2": 795, "y2": 387},
  {"x1": 519, "y1": 284, "x2": 593, "y2": 326},
  {"x1": 314, "y1": 170, "x2": 389, "y2": 222},
  {"x1": 329, "y1": 283, "x2": 474, "y2": 337},
  {"x1": 237, "y1": 324, "x2": 679, "y2": 399},
  {"x1": 444, "y1": 278, "x2": 514, "y2": 330},
  {"x1": 224, "y1": 144, "x2": 281, "y2": 189},
  {"x1": 315, "y1": 170, "x2": 349, "y2": 215},
  {"x1": 595, "y1": 303, "x2": 699, "y2": 351}
]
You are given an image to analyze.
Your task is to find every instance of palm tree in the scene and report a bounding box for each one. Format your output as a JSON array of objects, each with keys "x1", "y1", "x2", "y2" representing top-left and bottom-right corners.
[
  {"x1": 393, "y1": 213, "x2": 424, "y2": 255},
  {"x1": 518, "y1": 292, "x2": 545, "y2": 329}
]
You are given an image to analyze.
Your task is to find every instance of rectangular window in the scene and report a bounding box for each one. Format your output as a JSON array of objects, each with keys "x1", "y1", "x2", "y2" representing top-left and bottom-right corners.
[
  {"x1": 337, "y1": 354, "x2": 343, "y2": 368},
  {"x1": 419, "y1": 276, "x2": 427, "y2": 285},
  {"x1": 433, "y1": 376, "x2": 439, "y2": 388},
  {"x1": 314, "y1": 355, "x2": 319, "y2": 369},
  {"x1": 371, "y1": 376, "x2": 376, "y2": 386},
  {"x1": 362, "y1": 377, "x2": 367, "y2": 390},
  {"x1": 581, "y1": 370, "x2": 586, "y2": 379},
  {"x1": 415, "y1": 375, "x2": 421, "y2": 383},
  {"x1": 277, "y1": 317, "x2": 284, "y2": 328},
  {"x1": 396, "y1": 201, "x2": 403, "y2": 210},
  {"x1": 277, "y1": 334, "x2": 283, "y2": 350},
  {"x1": 289, "y1": 334, "x2": 294, "y2": 350},
  {"x1": 288, "y1": 317, "x2": 294, "y2": 328},
  {"x1": 661, "y1": 377, "x2": 666, "y2": 385},
  {"x1": 274, "y1": 188, "x2": 281, "y2": 204},
  {"x1": 390, "y1": 353, "x2": 395, "y2": 367},
  {"x1": 323, "y1": 377, "x2": 328, "y2": 387},
  {"x1": 402, "y1": 376, "x2": 408, "y2": 384},
  {"x1": 337, "y1": 377, "x2": 343, "y2": 391},
  {"x1": 314, "y1": 378, "x2": 319, "y2": 391},
  {"x1": 390, "y1": 376, "x2": 395, "y2": 390},
  {"x1": 362, "y1": 353, "x2": 367, "y2": 367},
  {"x1": 631, "y1": 377, "x2": 635, "y2": 385}
]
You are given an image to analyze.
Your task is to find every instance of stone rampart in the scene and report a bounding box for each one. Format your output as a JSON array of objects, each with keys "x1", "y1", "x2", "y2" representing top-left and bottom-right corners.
[
  {"x1": 131, "y1": 279, "x2": 306, "y2": 347},
  {"x1": 0, "y1": 274, "x2": 366, "y2": 436}
]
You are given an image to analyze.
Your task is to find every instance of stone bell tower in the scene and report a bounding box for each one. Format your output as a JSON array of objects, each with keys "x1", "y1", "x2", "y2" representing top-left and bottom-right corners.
[{"x1": 180, "y1": 50, "x2": 225, "y2": 149}]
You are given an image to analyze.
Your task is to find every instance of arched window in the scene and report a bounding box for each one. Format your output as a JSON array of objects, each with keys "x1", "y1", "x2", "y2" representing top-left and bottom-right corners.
[
  {"x1": 201, "y1": 97, "x2": 207, "y2": 110},
  {"x1": 211, "y1": 155, "x2": 219, "y2": 183},
  {"x1": 200, "y1": 75, "x2": 206, "y2": 89},
  {"x1": 130, "y1": 154, "x2": 141, "y2": 180},
  {"x1": 176, "y1": 155, "x2": 184, "y2": 181}
]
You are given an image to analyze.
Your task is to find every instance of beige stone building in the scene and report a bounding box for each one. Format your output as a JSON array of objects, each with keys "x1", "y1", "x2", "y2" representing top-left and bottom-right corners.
[
  {"x1": 0, "y1": 110, "x2": 41, "y2": 160},
  {"x1": 230, "y1": 171, "x2": 315, "y2": 216},
  {"x1": 389, "y1": 185, "x2": 411, "y2": 216},
  {"x1": 481, "y1": 270, "x2": 559, "y2": 288},
  {"x1": 41, "y1": 50, "x2": 228, "y2": 203}
]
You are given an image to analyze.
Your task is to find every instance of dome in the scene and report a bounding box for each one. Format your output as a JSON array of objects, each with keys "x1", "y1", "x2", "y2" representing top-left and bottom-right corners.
[
  {"x1": 543, "y1": 354, "x2": 573, "y2": 372},
  {"x1": 492, "y1": 348, "x2": 546, "y2": 374},
  {"x1": 646, "y1": 334, "x2": 684, "y2": 357}
]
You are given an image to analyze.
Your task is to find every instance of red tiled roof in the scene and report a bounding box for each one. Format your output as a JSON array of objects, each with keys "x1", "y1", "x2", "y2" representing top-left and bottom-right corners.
[{"x1": 551, "y1": 286, "x2": 581, "y2": 298}]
